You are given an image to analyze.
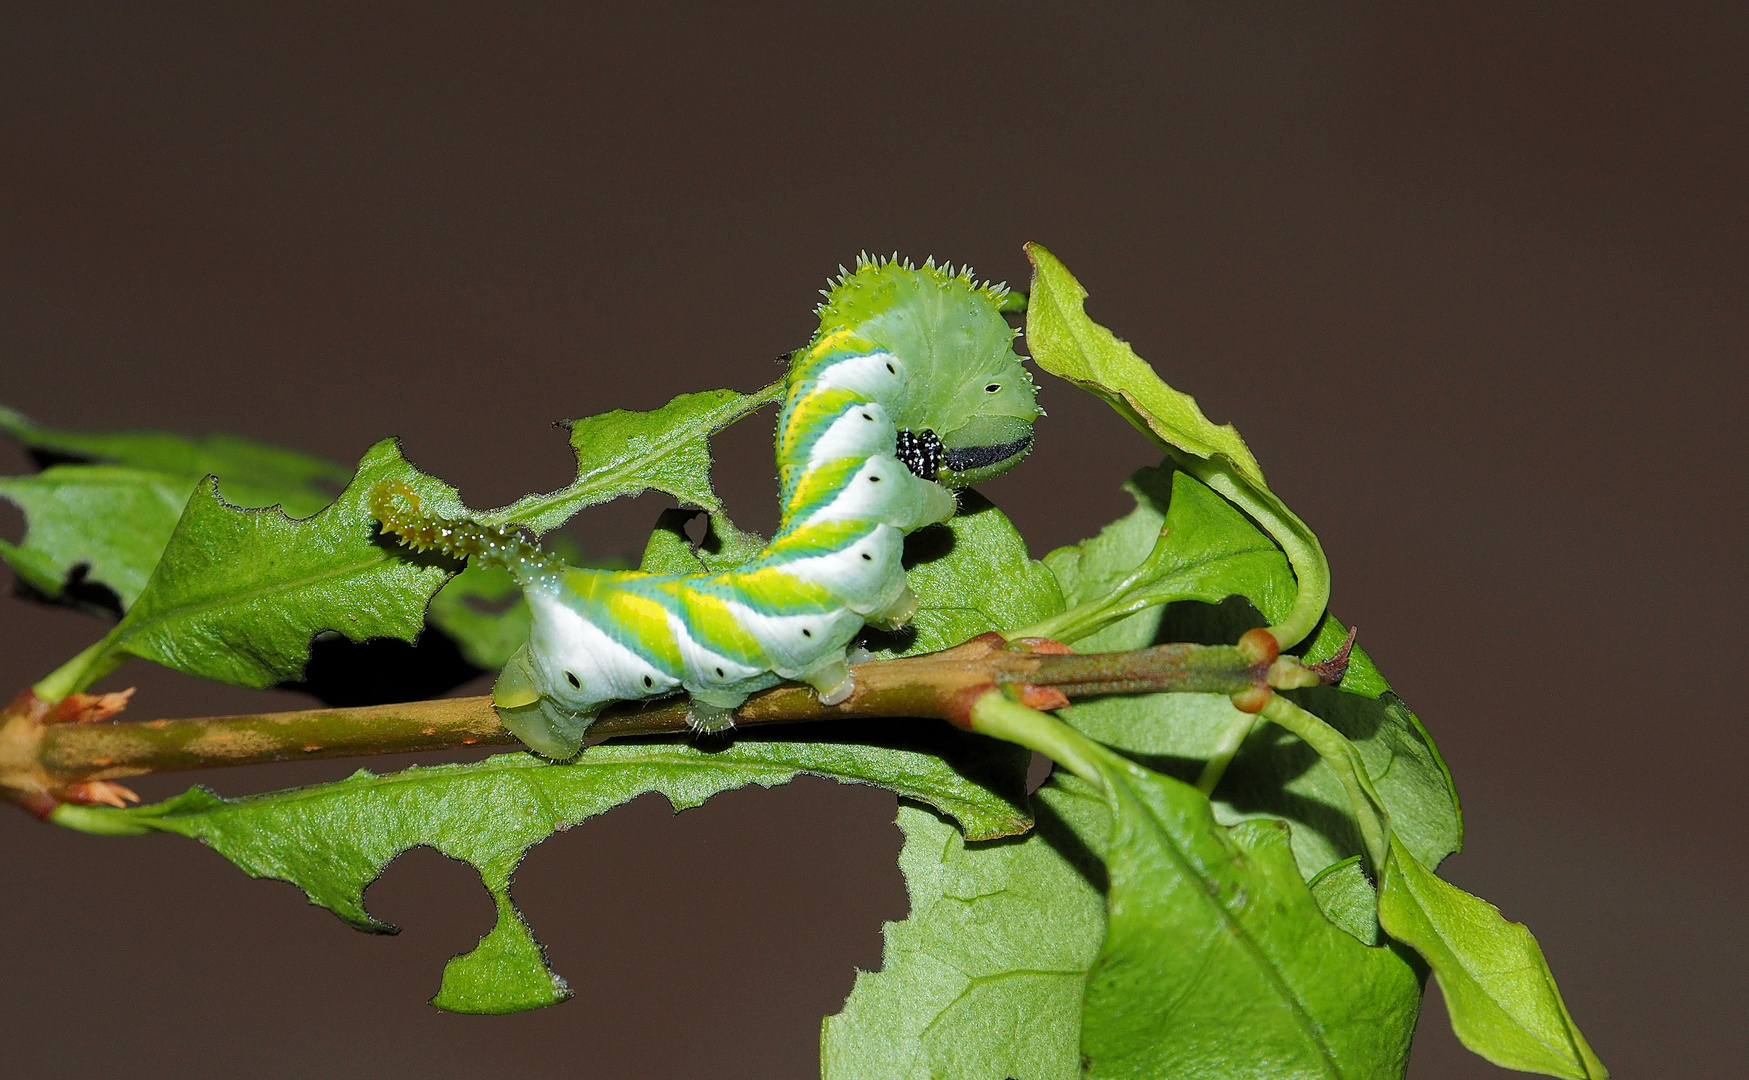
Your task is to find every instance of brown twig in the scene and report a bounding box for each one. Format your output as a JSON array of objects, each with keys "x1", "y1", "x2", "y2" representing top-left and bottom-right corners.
[{"x1": 2, "y1": 633, "x2": 1316, "y2": 818}]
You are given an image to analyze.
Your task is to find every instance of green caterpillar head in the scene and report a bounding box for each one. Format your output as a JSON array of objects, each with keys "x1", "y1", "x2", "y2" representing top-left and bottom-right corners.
[{"x1": 813, "y1": 254, "x2": 1042, "y2": 486}]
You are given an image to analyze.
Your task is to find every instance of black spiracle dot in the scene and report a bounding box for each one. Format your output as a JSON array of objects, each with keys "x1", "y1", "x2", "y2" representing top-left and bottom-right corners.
[
  {"x1": 715, "y1": 667, "x2": 726, "y2": 678},
  {"x1": 643, "y1": 675, "x2": 654, "y2": 688},
  {"x1": 861, "y1": 552, "x2": 873, "y2": 561},
  {"x1": 801, "y1": 628, "x2": 812, "y2": 638},
  {"x1": 868, "y1": 474, "x2": 881, "y2": 482},
  {"x1": 565, "y1": 671, "x2": 581, "y2": 688},
  {"x1": 985, "y1": 383, "x2": 1001, "y2": 392}
]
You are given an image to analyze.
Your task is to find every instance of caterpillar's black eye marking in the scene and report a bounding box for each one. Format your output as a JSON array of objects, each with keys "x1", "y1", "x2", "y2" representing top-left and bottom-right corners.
[
  {"x1": 565, "y1": 671, "x2": 581, "y2": 689},
  {"x1": 985, "y1": 383, "x2": 1001, "y2": 392},
  {"x1": 643, "y1": 675, "x2": 654, "y2": 688},
  {"x1": 894, "y1": 429, "x2": 945, "y2": 480}
]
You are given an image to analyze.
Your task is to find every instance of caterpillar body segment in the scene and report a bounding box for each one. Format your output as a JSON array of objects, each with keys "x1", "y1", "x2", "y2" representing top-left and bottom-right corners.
[{"x1": 373, "y1": 255, "x2": 1041, "y2": 759}]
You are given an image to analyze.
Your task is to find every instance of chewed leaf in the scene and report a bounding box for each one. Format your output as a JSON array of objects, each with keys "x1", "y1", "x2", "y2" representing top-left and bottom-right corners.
[
  {"x1": 1022, "y1": 245, "x2": 1265, "y2": 489},
  {"x1": 0, "y1": 466, "x2": 192, "y2": 610},
  {"x1": 482, "y1": 384, "x2": 784, "y2": 535},
  {"x1": 639, "y1": 507, "x2": 767, "y2": 575},
  {"x1": 433, "y1": 887, "x2": 570, "y2": 1013},
  {"x1": 823, "y1": 793, "x2": 1106, "y2": 1080},
  {"x1": 1380, "y1": 837, "x2": 1607, "y2": 1079},
  {"x1": 56, "y1": 730, "x2": 1034, "y2": 1014},
  {"x1": 1074, "y1": 756, "x2": 1422, "y2": 1079},
  {"x1": 0, "y1": 412, "x2": 351, "y2": 613},
  {"x1": 46, "y1": 439, "x2": 465, "y2": 696},
  {"x1": 0, "y1": 404, "x2": 349, "y2": 514}
]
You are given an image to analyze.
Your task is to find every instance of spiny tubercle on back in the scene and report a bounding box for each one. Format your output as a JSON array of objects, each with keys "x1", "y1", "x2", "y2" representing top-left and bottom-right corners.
[
  {"x1": 368, "y1": 479, "x2": 561, "y2": 588},
  {"x1": 814, "y1": 252, "x2": 1012, "y2": 317}
]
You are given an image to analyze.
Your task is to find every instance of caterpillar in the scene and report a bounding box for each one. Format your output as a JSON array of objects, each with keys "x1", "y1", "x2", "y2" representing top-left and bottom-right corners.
[{"x1": 372, "y1": 255, "x2": 1041, "y2": 759}]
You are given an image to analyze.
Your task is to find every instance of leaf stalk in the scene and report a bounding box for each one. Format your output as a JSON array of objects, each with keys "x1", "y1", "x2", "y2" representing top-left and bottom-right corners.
[{"x1": 1259, "y1": 693, "x2": 1391, "y2": 871}]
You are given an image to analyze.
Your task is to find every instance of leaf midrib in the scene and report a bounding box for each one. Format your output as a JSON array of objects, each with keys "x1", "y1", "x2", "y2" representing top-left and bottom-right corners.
[
  {"x1": 1117, "y1": 779, "x2": 1348, "y2": 1080},
  {"x1": 118, "y1": 545, "x2": 407, "y2": 646}
]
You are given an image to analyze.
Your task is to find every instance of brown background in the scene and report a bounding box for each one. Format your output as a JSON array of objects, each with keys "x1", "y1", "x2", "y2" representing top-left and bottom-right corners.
[{"x1": 1, "y1": 5, "x2": 1743, "y2": 1077}]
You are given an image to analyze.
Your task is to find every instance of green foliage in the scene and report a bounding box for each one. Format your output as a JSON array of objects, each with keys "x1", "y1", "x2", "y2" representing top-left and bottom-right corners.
[
  {"x1": 876, "y1": 490, "x2": 1064, "y2": 658},
  {"x1": 481, "y1": 384, "x2": 784, "y2": 535},
  {"x1": 823, "y1": 792, "x2": 1107, "y2": 1080},
  {"x1": 1074, "y1": 753, "x2": 1421, "y2": 1079},
  {"x1": 0, "y1": 466, "x2": 195, "y2": 609},
  {"x1": 1380, "y1": 836, "x2": 1607, "y2": 1079},
  {"x1": 1035, "y1": 464, "x2": 1293, "y2": 645},
  {"x1": 1047, "y1": 465, "x2": 1462, "y2": 881},
  {"x1": 35, "y1": 439, "x2": 464, "y2": 699},
  {"x1": 1022, "y1": 248, "x2": 1328, "y2": 649},
  {"x1": 1309, "y1": 857, "x2": 1383, "y2": 945},
  {"x1": 0, "y1": 404, "x2": 352, "y2": 505},
  {"x1": 1022, "y1": 245, "x2": 1265, "y2": 488},
  {"x1": 0, "y1": 407, "x2": 347, "y2": 610},
  {"x1": 58, "y1": 731, "x2": 1031, "y2": 1015},
  {"x1": 7, "y1": 250, "x2": 1606, "y2": 1078},
  {"x1": 638, "y1": 507, "x2": 769, "y2": 575}
]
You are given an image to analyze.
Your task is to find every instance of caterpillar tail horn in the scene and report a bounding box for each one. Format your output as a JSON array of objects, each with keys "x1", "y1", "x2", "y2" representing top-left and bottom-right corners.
[
  {"x1": 370, "y1": 480, "x2": 586, "y2": 758},
  {"x1": 368, "y1": 479, "x2": 561, "y2": 585}
]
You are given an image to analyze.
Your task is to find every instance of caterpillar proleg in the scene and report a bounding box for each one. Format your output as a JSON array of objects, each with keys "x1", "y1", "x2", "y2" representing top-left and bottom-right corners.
[{"x1": 373, "y1": 255, "x2": 1041, "y2": 758}]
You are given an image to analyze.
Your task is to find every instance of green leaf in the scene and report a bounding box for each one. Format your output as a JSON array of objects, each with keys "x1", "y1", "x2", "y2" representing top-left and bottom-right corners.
[
  {"x1": 39, "y1": 439, "x2": 464, "y2": 698},
  {"x1": 1051, "y1": 464, "x2": 1461, "y2": 880},
  {"x1": 0, "y1": 412, "x2": 351, "y2": 612},
  {"x1": 1022, "y1": 245, "x2": 1265, "y2": 489},
  {"x1": 56, "y1": 728, "x2": 1034, "y2": 1014},
  {"x1": 1023, "y1": 247, "x2": 1329, "y2": 648},
  {"x1": 426, "y1": 537, "x2": 619, "y2": 670},
  {"x1": 823, "y1": 789, "x2": 1107, "y2": 1080},
  {"x1": 0, "y1": 466, "x2": 191, "y2": 609},
  {"x1": 0, "y1": 466, "x2": 341, "y2": 613},
  {"x1": 638, "y1": 507, "x2": 768, "y2": 575},
  {"x1": 1379, "y1": 836, "x2": 1607, "y2": 1079},
  {"x1": 0, "y1": 404, "x2": 349, "y2": 514},
  {"x1": 867, "y1": 490, "x2": 1065, "y2": 659},
  {"x1": 1075, "y1": 754, "x2": 1423, "y2": 1079},
  {"x1": 1035, "y1": 463, "x2": 1293, "y2": 647},
  {"x1": 481, "y1": 384, "x2": 783, "y2": 535},
  {"x1": 1308, "y1": 857, "x2": 1381, "y2": 946}
]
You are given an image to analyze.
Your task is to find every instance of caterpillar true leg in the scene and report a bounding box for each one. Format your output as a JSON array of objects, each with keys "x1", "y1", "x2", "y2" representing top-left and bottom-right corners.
[{"x1": 373, "y1": 255, "x2": 1041, "y2": 759}]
